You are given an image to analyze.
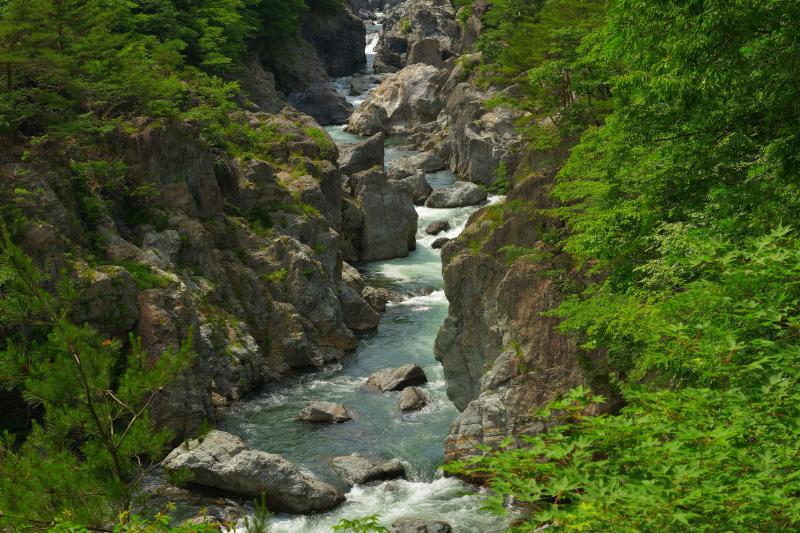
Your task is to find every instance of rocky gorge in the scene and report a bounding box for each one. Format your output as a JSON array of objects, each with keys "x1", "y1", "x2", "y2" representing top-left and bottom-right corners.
[{"x1": 1, "y1": 0, "x2": 605, "y2": 529}]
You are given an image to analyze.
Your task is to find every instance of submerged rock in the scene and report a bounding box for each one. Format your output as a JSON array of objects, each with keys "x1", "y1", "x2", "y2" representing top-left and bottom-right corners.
[
  {"x1": 339, "y1": 133, "x2": 385, "y2": 175},
  {"x1": 329, "y1": 455, "x2": 406, "y2": 486},
  {"x1": 398, "y1": 386, "x2": 428, "y2": 411},
  {"x1": 162, "y1": 431, "x2": 343, "y2": 513},
  {"x1": 390, "y1": 518, "x2": 453, "y2": 533},
  {"x1": 425, "y1": 220, "x2": 450, "y2": 235},
  {"x1": 425, "y1": 181, "x2": 487, "y2": 208},
  {"x1": 298, "y1": 401, "x2": 354, "y2": 423},
  {"x1": 366, "y1": 364, "x2": 428, "y2": 392}
]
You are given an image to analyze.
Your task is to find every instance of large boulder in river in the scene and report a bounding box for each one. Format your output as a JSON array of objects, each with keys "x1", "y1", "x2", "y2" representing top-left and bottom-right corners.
[
  {"x1": 425, "y1": 220, "x2": 450, "y2": 235},
  {"x1": 339, "y1": 285, "x2": 381, "y2": 331},
  {"x1": 366, "y1": 364, "x2": 428, "y2": 392},
  {"x1": 352, "y1": 169, "x2": 418, "y2": 261},
  {"x1": 346, "y1": 64, "x2": 449, "y2": 135},
  {"x1": 390, "y1": 518, "x2": 453, "y2": 533},
  {"x1": 163, "y1": 431, "x2": 343, "y2": 513},
  {"x1": 431, "y1": 237, "x2": 450, "y2": 249},
  {"x1": 329, "y1": 455, "x2": 406, "y2": 486},
  {"x1": 288, "y1": 83, "x2": 353, "y2": 125},
  {"x1": 399, "y1": 386, "x2": 428, "y2": 411},
  {"x1": 298, "y1": 401, "x2": 353, "y2": 423},
  {"x1": 425, "y1": 181, "x2": 487, "y2": 208},
  {"x1": 339, "y1": 133, "x2": 385, "y2": 175},
  {"x1": 362, "y1": 286, "x2": 396, "y2": 313},
  {"x1": 387, "y1": 151, "x2": 446, "y2": 180}
]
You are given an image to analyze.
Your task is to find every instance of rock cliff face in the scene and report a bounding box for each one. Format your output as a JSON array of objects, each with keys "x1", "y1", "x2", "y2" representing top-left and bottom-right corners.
[
  {"x1": 435, "y1": 174, "x2": 618, "y2": 465},
  {"x1": 373, "y1": 0, "x2": 460, "y2": 72},
  {"x1": 3, "y1": 108, "x2": 398, "y2": 436}
]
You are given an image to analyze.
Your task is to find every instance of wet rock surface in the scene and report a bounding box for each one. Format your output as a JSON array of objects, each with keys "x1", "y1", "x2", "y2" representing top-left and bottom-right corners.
[
  {"x1": 329, "y1": 455, "x2": 407, "y2": 486},
  {"x1": 425, "y1": 220, "x2": 450, "y2": 235}
]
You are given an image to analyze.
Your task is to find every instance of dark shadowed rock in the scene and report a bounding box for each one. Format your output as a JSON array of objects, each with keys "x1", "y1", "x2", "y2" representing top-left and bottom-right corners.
[
  {"x1": 339, "y1": 133, "x2": 385, "y2": 175},
  {"x1": 298, "y1": 401, "x2": 353, "y2": 423},
  {"x1": 398, "y1": 386, "x2": 428, "y2": 411},
  {"x1": 288, "y1": 84, "x2": 353, "y2": 125},
  {"x1": 425, "y1": 181, "x2": 487, "y2": 208},
  {"x1": 425, "y1": 220, "x2": 450, "y2": 235},
  {"x1": 431, "y1": 237, "x2": 451, "y2": 249},
  {"x1": 339, "y1": 285, "x2": 381, "y2": 331},
  {"x1": 366, "y1": 364, "x2": 428, "y2": 392},
  {"x1": 390, "y1": 517, "x2": 453, "y2": 533},
  {"x1": 329, "y1": 455, "x2": 406, "y2": 486},
  {"x1": 163, "y1": 431, "x2": 343, "y2": 513}
]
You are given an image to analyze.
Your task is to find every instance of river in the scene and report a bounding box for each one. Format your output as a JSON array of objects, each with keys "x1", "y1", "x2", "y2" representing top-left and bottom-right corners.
[{"x1": 222, "y1": 18, "x2": 507, "y2": 532}]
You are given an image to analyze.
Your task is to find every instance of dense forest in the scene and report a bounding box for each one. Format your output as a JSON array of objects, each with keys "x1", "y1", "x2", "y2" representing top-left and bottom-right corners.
[{"x1": 2, "y1": 0, "x2": 800, "y2": 531}]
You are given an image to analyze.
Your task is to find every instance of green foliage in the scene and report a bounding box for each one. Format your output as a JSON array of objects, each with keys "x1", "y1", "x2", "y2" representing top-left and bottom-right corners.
[
  {"x1": 399, "y1": 18, "x2": 412, "y2": 35},
  {"x1": 333, "y1": 514, "x2": 388, "y2": 533},
  {"x1": 0, "y1": 234, "x2": 194, "y2": 529},
  {"x1": 114, "y1": 260, "x2": 172, "y2": 290},
  {"x1": 451, "y1": 1, "x2": 800, "y2": 531},
  {"x1": 242, "y1": 493, "x2": 273, "y2": 533}
]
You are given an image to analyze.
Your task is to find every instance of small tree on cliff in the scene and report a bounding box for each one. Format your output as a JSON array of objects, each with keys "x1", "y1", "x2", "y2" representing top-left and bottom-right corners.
[{"x1": 0, "y1": 232, "x2": 194, "y2": 529}]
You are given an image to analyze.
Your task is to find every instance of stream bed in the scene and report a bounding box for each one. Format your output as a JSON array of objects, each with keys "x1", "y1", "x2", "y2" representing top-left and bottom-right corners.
[{"x1": 221, "y1": 18, "x2": 507, "y2": 532}]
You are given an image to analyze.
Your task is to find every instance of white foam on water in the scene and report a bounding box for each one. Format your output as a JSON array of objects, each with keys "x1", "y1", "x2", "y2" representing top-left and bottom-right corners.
[{"x1": 230, "y1": 477, "x2": 504, "y2": 533}]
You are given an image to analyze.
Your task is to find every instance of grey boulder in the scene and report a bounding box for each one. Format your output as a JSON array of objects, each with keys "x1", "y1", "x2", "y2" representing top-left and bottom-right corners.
[
  {"x1": 431, "y1": 237, "x2": 450, "y2": 249},
  {"x1": 362, "y1": 286, "x2": 396, "y2": 313},
  {"x1": 366, "y1": 364, "x2": 428, "y2": 392},
  {"x1": 162, "y1": 430, "x2": 343, "y2": 513},
  {"x1": 339, "y1": 133, "x2": 385, "y2": 175},
  {"x1": 329, "y1": 455, "x2": 406, "y2": 486},
  {"x1": 400, "y1": 171, "x2": 433, "y2": 204},
  {"x1": 387, "y1": 151, "x2": 446, "y2": 180},
  {"x1": 424, "y1": 181, "x2": 487, "y2": 208},
  {"x1": 339, "y1": 285, "x2": 381, "y2": 331},
  {"x1": 390, "y1": 517, "x2": 453, "y2": 533},
  {"x1": 425, "y1": 220, "x2": 450, "y2": 235},
  {"x1": 399, "y1": 386, "x2": 428, "y2": 411},
  {"x1": 298, "y1": 401, "x2": 354, "y2": 423}
]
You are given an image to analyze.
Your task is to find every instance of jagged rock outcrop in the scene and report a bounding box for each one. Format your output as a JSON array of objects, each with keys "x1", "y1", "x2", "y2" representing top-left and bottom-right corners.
[
  {"x1": 302, "y1": 5, "x2": 367, "y2": 77},
  {"x1": 425, "y1": 180, "x2": 487, "y2": 208},
  {"x1": 374, "y1": 0, "x2": 460, "y2": 72},
  {"x1": 399, "y1": 171, "x2": 433, "y2": 204},
  {"x1": 329, "y1": 455, "x2": 406, "y2": 486},
  {"x1": 348, "y1": 168, "x2": 418, "y2": 261},
  {"x1": 434, "y1": 174, "x2": 618, "y2": 465},
  {"x1": 386, "y1": 151, "x2": 445, "y2": 180},
  {"x1": 4, "y1": 107, "x2": 412, "y2": 435},
  {"x1": 339, "y1": 132, "x2": 386, "y2": 175},
  {"x1": 288, "y1": 83, "x2": 353, "y2": 125},
  {"x1": 163, "y1": 431, "x2": 343, "y2": 512},
  {"x1": 346, "y1": 63, "x2": 450, "y2": 135}
]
